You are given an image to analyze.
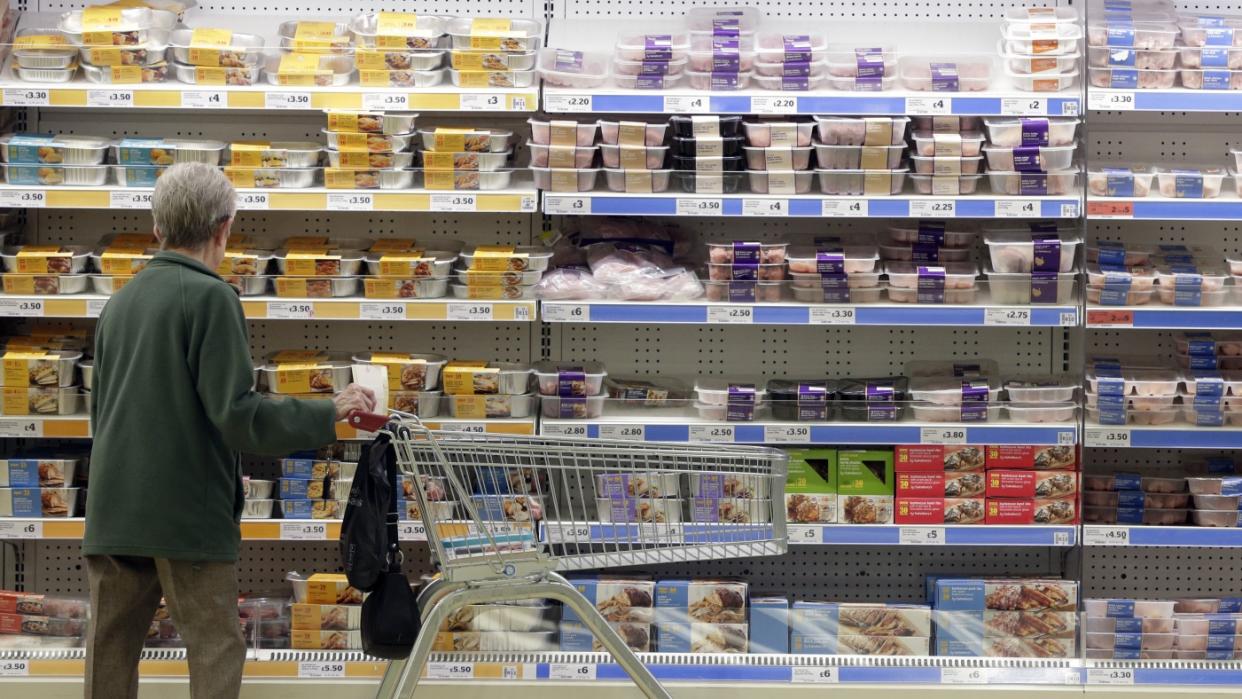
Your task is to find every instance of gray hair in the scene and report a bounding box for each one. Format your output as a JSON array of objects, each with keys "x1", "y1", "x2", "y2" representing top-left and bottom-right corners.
[{"x1": 152, "y1": 162, "x2": 236, "y2": 250}]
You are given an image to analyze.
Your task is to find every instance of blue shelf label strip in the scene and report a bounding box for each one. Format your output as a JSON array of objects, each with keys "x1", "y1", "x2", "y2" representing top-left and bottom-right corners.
[
  {"x1": 579, "y1": 303, "x2": 1077, "y2": 326},
  {"x1": 579, "y1": 196, "x2": 1080, "y2": 219},
  {"x1": 1126, "y1": 527, "x2": 1242, "y2": 547},
  {"x1": 1129, "y1": 430, "x2": 1242, "y2": 449},
  {"x1": 578, "y1": 94, "x2": 1079, "y2": 116},
  {"x1": 1131, "y1": 91, "x2": 1242, "y2": 112},
  {"x1": 1129, "y1": 310, "x2": 1242, "y2": 329},
  {"x1": 1133, "y1": 201, "x2": 1242, "y2": 220},
  {"x1": 567, "y1": 423, "x2": 1075, "y2": 446}
]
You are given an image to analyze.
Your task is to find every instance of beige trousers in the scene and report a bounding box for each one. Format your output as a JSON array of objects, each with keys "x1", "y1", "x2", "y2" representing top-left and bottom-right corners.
[{"x1": 84, "y1": 555, "x2": 246, "y2": 699}]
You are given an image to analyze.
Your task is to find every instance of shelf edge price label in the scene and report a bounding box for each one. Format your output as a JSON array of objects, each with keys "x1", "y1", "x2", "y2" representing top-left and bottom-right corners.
[
  {"x1": 544, "y1": 422, "x2": 587, "y2": 438},
  {"x1": 905, "y1": 97, "x2": 952, "y2": 115},
  {"x1": 431, "y1": 193, "x2": 476, "y2": 212},
  {"x1": 110, "y1": 190, "x2": 153, "y2": 209},
  {"x1": 544, "y1": 94, "x2": 593, "y2": 112},
  {"x1": 362, "y1": 92, "x2": 409, "y2": 110},
  {"x1": 235, "y1": 192, "x2": 269, "y2": 210},
  {"x1": 742, "y1": 198, "x2": 785, "y2": 216},
  {"x1": 0, "y1": 190, "x2": 46, "y2": 208},
  {"x1": 751, "y1": 96, "x2": 797, "y2": 114},
  {"x1": 298, "y1": 661, "x2": 345, "y2": 678},
  {"x1": 663, "y1": 95, "x2": 709, "y2": 113},
  {"x1": 88, "y1": 298, "x2": 108, "y2": 317},
  {"x1": 0, "y1": 419, "x2": 43, "y2": 438},
  {"x1": 0, "y1": 520, "x2": 43, "y2": 539},
  {"x1": 1088, "y1": 90, "x2": 1136, "y2": 112},
  {"x1": 985, "y1": 308, "x2": 1031, "y2": 326},
  {"x1": 791, "y1": 666, "x2": 838, "y2": 684},
  {"x1": 1000, "y1": 97, "x2": 1047, "y2": 116},
  {"x1": 442, "y1": 422, "x2": 486, "y2": 433},
  {"x1": 327, "y1": 193, "x2": 374, "y2": 211},
  {"x1": 540, "y1": 302, "x2": 587, "y2": 322},
  {"x1": 1083, "y1": 525, "x2": 1131, "y2": 547},
  {"x1": 543, "y1": 195, "x2": 589, "y2": 215},
  {"x1": 458, "y1": 93, "x2": 503, "y2": 110},
  {"x1": 920, "y1": 426, "x2": 967, "y2": 445},
  {"x1": 707, "y1": 305, "x2": 753, "y2": 324},
  {"x1": 676, "y1": 197, "x2": 723, "y2": 216},
  {"x1": 426, "y1": 662, "x2": 475, "y2": 680},
  {"x1": 821, "y1": 199, "x2": 867, "y2": 217},
  {"x1": 0, "y1": 298, "x2": 45, "y2": 317},
  {"x1": 549, "y1": 663, "x2": 597, "y2": 681},
  {"x1": 398, "y1": 522, "x2": 426, "y2": 541},
  {"x1": 909, "y1": 199, "x2": 955, "y2": 218},
  {"x1": 3, "y1": 88, "x2": 50, "y2": 106},
  {"x1": 689, "y1": 424, "x2": 735, "y2": 443},
  {"x1": 899, "y1": 526, "x2": 946, "y2": 546},
  {"x1": 809, "y1": 307, "x2": 856, "y2": 325},
  {"x1": 266, "y1": 302, "x2": 314, "y2": 319},
  {"x1": 359, "y1": 302, "x2": 406, "y2": 320},
  {"x1": 181, "y1": 90, "x2": 225, "y2": 108},
  {"x1": 1086, "y1": 668, "x2": 1135, "y2": 685},
  {"x1": 995, "y1": 199, "x2": 1039, "y2": 218},
  {"x1": 940, "y1": 667, "x2": 987, "y2": 684},
  {"x1": 599, "y1": 424, "x2": 644, "y2": 441},
  {"x1": 446, "y1": 302, "x2": 494, "y2": 321},
  {"x1": 265, "y1": 91, "x2": 312, "y2": 109},
  {"x1": 87, "y1": 89, "x2": 135, "y2": 107},
  {"x1": 279, "y1": 521, "x2": 327, "y2": 540},
  {"x1": 0, "y1": 659, "x2": 30, "y2": 677},
  {"x1": 1084, "y1": 427, "x2": 1130, "y2": 448},
  {"x1": 765, "y1": 424, "x2": 810, "y2": 443},
  {"x1": 792, "y1": 524, "x2": 823, "y2": 544},
  {"x1": 1086, "y1": 309, "x2": 1133, "y2": 327}
]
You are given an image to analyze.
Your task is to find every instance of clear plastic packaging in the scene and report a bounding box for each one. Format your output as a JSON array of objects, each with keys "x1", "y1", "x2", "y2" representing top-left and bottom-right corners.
[
  {"x1": 1180, "y1": 45, "x2": 1242, "y2": 70},
  {"x1": 445, "y1": 17, "x2": 542, "y2": 52},
  {"x1": 813, "y1": 117, "x2": 909, "y2": 146},
  {"x1": 1179, "y1": 15, "x2": 1242, "y2": 48},
  {"x1": 983, "y1": 230, "x2": 1082, "y2": 273},
  {"x1": 598, "y1": 120, "x2": 667, "y2": 147},
  {"x1": 746, "y1": 170, "x2": 814, "y2": 194},
  {"x1": 814, "y1": 168, "x2": 907, "y2": 195},
  {"x1": 910, "y1": 173, "x2": 982, "y2": 195},
  {"x1": 527, "y1": 143, "x2": 597, "y2": 169},
  {"x1": 1088, "y1": 66, "x2": 1177, "y2": 89},
  {"x1": 987, "y1": 170, "x2": 1080, "y2": 196},
  {"x1": 982, "y1": 117, "x2": 1079, "y2": 147},
  {"x1": 537, "y1": 48, "x2": 608, "y2": 88},
  {"x1": 742, "y1": 146, "x2": 813, "y2": 171},
  {"x1": 1087, "y1": 166, "x2": 1154, "y2": 197},
  {"x1": 614, "y1": 33, "x2": 690, "y2": 62},
  {"x1": 910, "y1": 131, "x2": 986, "y2": 157},
  {"x1": 982, "y1": 144, "x2": 1076, "y2": 172},
  {"x1": 815, "y1": 144, "x2": 905, "y2": 170},
  {"x1": 1086, "y1": 21, "x2": 1179, "y2": 50},
  {"x1": 824, "y1": 44, "x2": 897, "y2": 77},
  {"x1": 898, "y1": 55, "x2": 995, "y2": 91},
  {"x1": 1154, "y1": 166, "x2": 1227, "y2": 199},
  {"x1": 1089, "y1": 45, "x2": 1178, "y2": 69},
  {"x1": 684, "y1": 69, "x2": 753, "y2": 90},
  {"x1": 741, "y1": 121, "x2": 814, "y2": 148},
  {"x1": 602, "y1": 168, "x2": 672, "y2": 193},
  {"x1": 530, "y1": 166, "x2": 599, "y2": 192},
  {"x1": 1004, "y1": 376, "x2": 1078, "y2": 402},
  {"x1": 986, "y1": 266, "x2": 1077, "y2": 304}
]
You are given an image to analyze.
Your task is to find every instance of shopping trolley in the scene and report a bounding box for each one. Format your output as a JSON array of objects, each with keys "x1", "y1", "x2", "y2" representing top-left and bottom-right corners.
[{"x1": 350, "y1": 412, "x2": 788, "y2": 699}]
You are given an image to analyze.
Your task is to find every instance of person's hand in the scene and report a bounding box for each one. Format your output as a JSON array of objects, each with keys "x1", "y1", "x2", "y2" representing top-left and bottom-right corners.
[{"x1": 333, "y1": 383, "x2": 378, "y2": 421}]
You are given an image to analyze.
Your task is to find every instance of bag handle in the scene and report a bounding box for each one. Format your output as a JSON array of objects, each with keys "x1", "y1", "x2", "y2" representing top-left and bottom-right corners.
[{"x1": 384, "y1": 439, "x2": 403, "y2": 572}]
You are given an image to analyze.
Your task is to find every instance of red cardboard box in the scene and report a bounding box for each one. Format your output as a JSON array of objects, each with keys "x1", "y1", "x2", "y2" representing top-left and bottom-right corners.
[
  {"x1": 896, "y1": 472, "x2": 988, "y2": 497},
  {"x1": 985, "y1": 445, "x2": 1077, "y2": 471},
  {"x1": 896, "y1": 497, "x2": 985, "y2": 524},
  {"x1": 896, "y1": 472, "x2": 944, "y2": 495},
  {"x1": 987, "y1": 471, "x2": 1079, "y2": 498},
  {"x1": 985, "y1": 497, "x2": 1078, "y2": 525},
  {"x1": 895, "y1": 445, "x2": 986, "y2": 472}
]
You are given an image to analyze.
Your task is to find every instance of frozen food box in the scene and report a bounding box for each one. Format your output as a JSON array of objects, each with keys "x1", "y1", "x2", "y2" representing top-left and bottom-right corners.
[
  {"x1": 986, "y1": 471, "x2": 1079, "y2": 498},
  {"x1": 985, "y1": 445, "x2": 1077, "y2": 470},
  {"x1": 560, "y1": 620, "x2": 651, "y2": 652},
  {"x1": 895, "y1": 496, "x2": 986, "y2": 524},
  {"x1": 563, "y1": 577, "x2": 654, "y2": 624},
  {"x1": 655, "y1": 621, "x2": 748, "y2": 653},
  {"x1": 440, "y1": 603, "x2": 558, "y2": 632},
  {"x1": 785, "y1": 448, "x2": 837, "y2": 524},
  {"x1": 895, "y1": 445, "x2": 986, "y2": 472},
  {"x1": 749, "y1": 597, "x2": 789, "y2": 654},
  {"x1": 0, "y1": 612, "x2": 85, "y2": 637},
  {"x1": 304, "y1": 573, "x2": 364, "y2": 606},
  {"x1": 791, "y1": 601, "x2": 932, "y2": 653},
  {"x1": 655, "y1": 579, "x2": 748, "y2": 624},
  {"x1": 291, "y1": 629, "x2": 362, "y2": 649},
  {"x1": 985, "y1": 496, "x2": 1078, "y2": 524},
  {"x1": 0, "y1": 457, "x2": 80, "y2": 487},
  {"x1": 934, "y1": 609, "x2": 1078, "y2": 657},
  {"x1": 838, "y1": 450, "x2": 894, "y2": 522},
  {"x1": 897, "y1": 471, "x2": 987, "y2": 497},
  {"x1": 291, "y1": 603, "x2": 362, "y2": 630},
  {"x1": 280, "y1": 458, "x2": 342, "y2": 480},
  {"x1": 933, "y1": 579, "x2": 1078, "y2": 612},
  {"x1": 0, "y1": 592, "x2": 88, "y2": 618}
]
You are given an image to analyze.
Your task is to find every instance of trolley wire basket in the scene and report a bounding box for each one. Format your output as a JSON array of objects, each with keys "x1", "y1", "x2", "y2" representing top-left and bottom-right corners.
[{"x1": 357, "y1": 413, "x2": 789, "y2": 699}]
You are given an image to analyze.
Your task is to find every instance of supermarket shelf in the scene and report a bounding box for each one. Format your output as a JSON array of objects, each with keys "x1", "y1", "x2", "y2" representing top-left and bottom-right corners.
[
  {"x1": 1084, "y1": 661, "x2": 1242, "y2": 686},
  {"x1": 542, "y1": 299, "x2": 1079, "y2": 326},
  {"x1": 0, "y1": 518, "x2": 504, "y2": 543},
  {"x1": 1087, "y1": 306, "x2": 1242, "y2": 330},
  {"x1": 0, "y1": 295, "x2": 536, "y2": 322},
  {"x1": 544, "y1": 192, "x2": 1081, "y2": 219},
  {"x1": 1084, "y1": 424, "x2": 1242, "y2": 449},
  {"x1": 540, "y1": 416, "x2": 1077, "y2": 446},
  {"x1": 1087, "y1": 193, "x2": 1242, "y2": 221},
  {"x1": 1088, "y1": 87, "x2": 1242, "y2": 114},
  {"x1": 538, "y1": 521, "x2": 1075, "y2": 547},
  {"x1": 335, "y1": 417, "x2": 536, "y2": 440},
  {"x1": 0, "y1": 13, "x2": 537, "y2": 113},
  {"x1": 1083, "y1": 525, "x2": 1242, "y2": 548},
  {"x1": 544, "y1": 18, "x2": 1079, "y2": 118},
  {"x1": 0, "y1": 184, "x2": 537, "y2": 213}
]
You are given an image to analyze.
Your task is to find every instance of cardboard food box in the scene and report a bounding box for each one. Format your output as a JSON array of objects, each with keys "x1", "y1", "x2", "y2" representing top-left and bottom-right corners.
[
  {"x1": 560, "y1": 620, "x2": 651, "y2": 652},
  {"x1": 304, "y1": 573, "x2": 363, "y2": 605},
  {"x1": 291, "y1": 603, "x2": 362, "y2": 631},
  {"x1": 749, "y1": 597, "x2": 789, "y2": 654},
  {"x1": 986, "y1": 471, "x2": 1079, "y2": 498},
  {"x1": 985, "y1": 496, "x2": 1079, "y2": 525},
  {"x1": 985, "y1": 445, "x2": 1077, "y2": 471},
  {"x1": 785, "y1": 448, "x2": 837, "y2": 523},
  {"x1": 895, "y1": 497, "x2": 985, "y2": 524},
  {"x1": 895, "y1": 445, "x2": 986, "y2": 472},
  {"x1": 837, "y1": 450, "x2": 894, "y2": 524},
  {"x1": 933, "y1": 578, "x2": 1079, "y2": 612},
  {"x1": 563, "y1": 577, "x2": 654, "y2": 624},
  {"x1": 655, "y1": 621, "x2": 748, "y2": 653},
  {"x1": 896, "y1": 471, "x2": 986, "y2": 497}
]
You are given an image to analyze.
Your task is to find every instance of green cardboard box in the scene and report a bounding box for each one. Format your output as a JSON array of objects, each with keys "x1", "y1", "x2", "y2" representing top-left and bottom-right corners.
[
  {"x1": 837, "y1": 449, "x2": 895, "y2": 524},
  {"x1": 785, "y1": 448, "x2": 837, "y2": 524}
]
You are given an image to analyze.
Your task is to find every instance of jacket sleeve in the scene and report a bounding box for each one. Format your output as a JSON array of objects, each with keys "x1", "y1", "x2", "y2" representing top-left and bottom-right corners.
[{"x1": 186, "y1": 277, "x2": 337, "y2": 456}]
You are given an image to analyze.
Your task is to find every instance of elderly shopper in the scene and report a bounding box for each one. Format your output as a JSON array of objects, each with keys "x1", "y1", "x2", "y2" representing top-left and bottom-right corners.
[{"x1": 82, "y1": 162, "x2": 376, "y2": 698}]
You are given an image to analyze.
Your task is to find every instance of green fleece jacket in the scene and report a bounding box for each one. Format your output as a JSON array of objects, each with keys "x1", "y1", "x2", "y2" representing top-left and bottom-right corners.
[{"x1": 83, "y1": 251, "x2": 337, "y2": 561}]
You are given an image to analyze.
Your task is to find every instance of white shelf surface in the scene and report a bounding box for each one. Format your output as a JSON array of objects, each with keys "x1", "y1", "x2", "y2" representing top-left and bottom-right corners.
[
  {"x1": 542, "y1": 298, "x2": 1079, "y2": 326},
  {"x1": 544, "y1": 192, "x2": 1080, "y2": 219},
  {"x1": 543, "y1": 18, "x2": 1080, "y2": 117},
  {"x1": 0, "y1": 13, "x2": 538, "y2": 112}
]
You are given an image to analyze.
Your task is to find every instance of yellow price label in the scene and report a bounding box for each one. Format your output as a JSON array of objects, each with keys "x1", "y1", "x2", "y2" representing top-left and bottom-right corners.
[
  {"x1": 82, "y1": 7, "x2": 124, "y2": 28},
  {"x1": 376, "y1": 11, "x2": 418, "y2": 34},
  {"x1": 15, "y1": 35, "x2": 70, "y2": 49}
]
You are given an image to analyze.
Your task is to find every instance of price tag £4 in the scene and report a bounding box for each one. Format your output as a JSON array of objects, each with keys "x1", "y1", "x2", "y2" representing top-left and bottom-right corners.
[
  {"x1": 298, "y1": 662, "x2": 345, "y2": 678},
  {"x1": 791, "y1": 666, "x2": 838, "y2": 684},
  {"x1": 995, "y1": 199, "x2": 1039, "y2": 218},
  {"x1": 181, "y1": 91, "x2": 225, "y2": 108}
]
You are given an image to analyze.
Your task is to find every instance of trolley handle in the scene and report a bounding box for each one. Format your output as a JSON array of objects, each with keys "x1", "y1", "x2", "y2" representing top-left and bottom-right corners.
[{"x1": 347, "y1": 410, "x2": 390, "y2": 433}]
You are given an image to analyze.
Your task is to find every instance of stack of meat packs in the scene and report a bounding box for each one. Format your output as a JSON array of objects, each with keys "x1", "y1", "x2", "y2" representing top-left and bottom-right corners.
[
  {"x1": 933, "y1": 578, "x2": 1079, "y2": 657},
  {"x1": 791, "y1": 602, "x2": 931, "y2": 655},
  {"x1": 894, "y1": 444, "x2": 1079, "y2": 525}
]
